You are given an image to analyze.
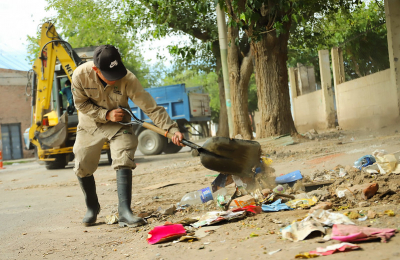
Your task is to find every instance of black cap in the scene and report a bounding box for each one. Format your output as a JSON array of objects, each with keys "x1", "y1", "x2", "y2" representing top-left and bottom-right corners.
[{"x1": 93, "y1": 45, "x2": 127, "y2": 81}]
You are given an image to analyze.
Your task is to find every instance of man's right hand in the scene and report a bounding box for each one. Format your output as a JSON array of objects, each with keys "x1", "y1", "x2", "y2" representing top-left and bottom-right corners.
[{"x1": 106, "y1": 108, "x2": 125, "y2": 122}]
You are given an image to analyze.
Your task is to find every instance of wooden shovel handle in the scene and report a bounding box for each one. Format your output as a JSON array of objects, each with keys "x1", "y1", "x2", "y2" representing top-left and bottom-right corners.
[
  {"x1": 142, "y1": 122, "x2": 174, "y2": 139},
  {"x1": 141, "y1": 122, "x2": 201, "y2": 150}
]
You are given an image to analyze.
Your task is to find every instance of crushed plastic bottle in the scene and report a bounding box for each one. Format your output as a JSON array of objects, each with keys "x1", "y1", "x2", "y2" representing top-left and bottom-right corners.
[
  {"x1": 354, "y1": 155, "x2": 376, "y2": 170},
  {"x1": 232, "y1": 176, "x2": 248, "y2": 195},
  {"x1": 179, "y1": 187, "x2": 227, "y2": 206}
]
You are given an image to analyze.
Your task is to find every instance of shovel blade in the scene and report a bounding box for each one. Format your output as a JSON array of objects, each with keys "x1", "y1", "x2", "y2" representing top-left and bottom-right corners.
[{"x1": 199, "y1": 137, "x2": 261, "y2": 177}]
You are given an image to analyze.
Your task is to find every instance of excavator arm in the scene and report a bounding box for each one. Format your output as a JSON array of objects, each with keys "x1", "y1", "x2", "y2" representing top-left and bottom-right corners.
[{"x1": 29, "y1": 21, "x2": 81, "y2": 160}]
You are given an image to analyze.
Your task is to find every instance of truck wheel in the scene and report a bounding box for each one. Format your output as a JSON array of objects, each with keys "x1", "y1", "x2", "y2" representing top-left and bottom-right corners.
[
  {"x1": 45, "y1": 154, "x2": 67, "y2": 170},
  {"x1": 138, "y1": 130, "x2": 165, "y2": 155},
  {"x1": 163, "y1": 140, "x2": 183, "y2": 154}
]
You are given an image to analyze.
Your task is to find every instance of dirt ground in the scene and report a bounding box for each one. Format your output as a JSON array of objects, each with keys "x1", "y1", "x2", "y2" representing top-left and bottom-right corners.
[{"x1": 1, "y1": 127, "x2": 400, "y2": 260}]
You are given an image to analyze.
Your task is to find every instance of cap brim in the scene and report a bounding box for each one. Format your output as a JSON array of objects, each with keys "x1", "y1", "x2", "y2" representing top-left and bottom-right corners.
[{"x1": 100, "y1": 63, "x2": 127, "y2": 81}]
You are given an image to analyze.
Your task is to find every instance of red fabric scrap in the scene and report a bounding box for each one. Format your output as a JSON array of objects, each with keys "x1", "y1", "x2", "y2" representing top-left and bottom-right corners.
[
  {"x1": 147, "y1": 224, "x2": 186, "y2": 245},
  {"x1": 232, "y1": 205, "x2": 262, "y2": 214}
]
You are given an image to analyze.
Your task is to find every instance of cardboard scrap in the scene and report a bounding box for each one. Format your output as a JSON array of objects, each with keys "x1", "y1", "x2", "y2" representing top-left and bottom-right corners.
[
  {"x1": 286, "y1": 196, "x2": 318, "y2": 209},
  {"x1": 142, "y1": 178, "x2": 189, "y2": 190},
  {"x1": 308, "y1": 209, "x2": 355, "y2": 226},
  {"x1": 282, "y1": 219, "x2": 325, "y2": 242},
  {"x1": 229, "y1": 195, "x2": 256, "y2": 209},
  {"x1": 194, "y1": 226, "x2": 222, "y2": 238},
  {"x1": 191, "y1": 211, "x2": 246, "y2": 228}
]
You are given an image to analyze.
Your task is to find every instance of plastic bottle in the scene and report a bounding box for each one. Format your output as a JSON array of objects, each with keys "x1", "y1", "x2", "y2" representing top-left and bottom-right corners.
[
  {"x1": 353, "y1": 155, "x2": 376, "y2": 170},
  {"x1": 232, "y1": 176, "x2": 248, "y2": 195},
  {"x1": 179, "y1": 187, "x2": 227, "y2": 206}
]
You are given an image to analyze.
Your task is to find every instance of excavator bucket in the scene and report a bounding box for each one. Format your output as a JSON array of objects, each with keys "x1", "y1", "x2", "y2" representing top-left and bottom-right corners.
[{"x1": 37, "y1": 112, "x2": 68, "y2": 147}]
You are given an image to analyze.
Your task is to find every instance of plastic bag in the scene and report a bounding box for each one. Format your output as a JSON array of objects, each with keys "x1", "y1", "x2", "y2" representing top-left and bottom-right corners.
[{"x1": 372, "y1": 149, "x2": 398, "y2": 174}]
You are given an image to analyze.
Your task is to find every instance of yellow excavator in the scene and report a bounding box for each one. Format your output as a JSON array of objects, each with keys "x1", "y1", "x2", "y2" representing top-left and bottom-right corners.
[{"x1": 28, "y1": 21, "x2": 110, "y2": 169}]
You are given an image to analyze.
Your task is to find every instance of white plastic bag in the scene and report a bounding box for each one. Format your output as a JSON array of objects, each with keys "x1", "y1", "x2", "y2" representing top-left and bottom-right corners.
[{"x1": 372, "y1": 149, "x2": 398, "y2": 174}]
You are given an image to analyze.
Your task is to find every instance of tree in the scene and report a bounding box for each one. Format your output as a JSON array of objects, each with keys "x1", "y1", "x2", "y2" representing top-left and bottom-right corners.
[
  {"x1": 222, "y1": 0, "x2": 360, "y2": 138},
  {"x1": 123, "y1": 0, "x2": 230, "y2": 137},
  {"x1": 288, "y1": 0, "x2": 388, "y2": 80},
  {"x1": 162, "y1": 69, "x2": 258, "y2": 127},
  {"x1": 123, "y1": 1, "x2": 255, "y2": 138},
  {"x1": 41, "y1": 0, "x2": 256, "y2": 138},
  {"x1": 227, "y1": 26, "x2": 253, "y2": 139}
]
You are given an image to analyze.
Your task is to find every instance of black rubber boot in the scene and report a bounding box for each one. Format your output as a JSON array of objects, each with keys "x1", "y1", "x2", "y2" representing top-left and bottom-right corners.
[
  {"x1": 117, "y1": 169, "x2": 146, "y2": 227},
  {"x1": 77, "y1": 175, "x2": 100, "y2": 226}
]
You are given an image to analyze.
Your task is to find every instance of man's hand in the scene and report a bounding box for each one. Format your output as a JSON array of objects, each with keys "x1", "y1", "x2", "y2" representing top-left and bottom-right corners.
[
  {"x1": 106, "y1": 108, "x2": 125, "y2": 122},
  {"x1": 171, "y1": 132, "x2": 185, "y2": 147}
]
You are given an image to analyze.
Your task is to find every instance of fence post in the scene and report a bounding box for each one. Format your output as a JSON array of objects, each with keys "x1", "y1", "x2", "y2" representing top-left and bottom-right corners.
[
  {"x1": 318, "y1": 50, "x2": 336, "y2": 129},
  {"x1": 288, "y1": 67, "x2": 298, "y2": 123},
  {"x1": 331, "y1": 47, "x2": 345, "y2": 127}
]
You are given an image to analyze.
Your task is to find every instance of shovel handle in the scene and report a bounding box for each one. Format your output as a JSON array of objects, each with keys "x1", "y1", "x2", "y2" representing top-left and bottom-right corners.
[
  {"x1": 143, "y1": 122, "x2": 174, "y2": 139},
  {"x1": 118, "y1": 106, "x2": 201, "y2": 150},
  {"x1": 142, "y1": 122, "x2": 201, "y2": 149}
]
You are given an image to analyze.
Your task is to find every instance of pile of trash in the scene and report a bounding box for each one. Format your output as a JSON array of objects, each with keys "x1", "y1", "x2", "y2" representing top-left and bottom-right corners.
[{"x1": 116, "y1": 149, "x2": 400, "y2": 257}]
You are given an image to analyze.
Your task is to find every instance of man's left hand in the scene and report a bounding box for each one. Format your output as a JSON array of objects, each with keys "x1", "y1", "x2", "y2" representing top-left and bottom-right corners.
[{"x1": 171, "y1": 132, "x2": 186, "y2": 147}]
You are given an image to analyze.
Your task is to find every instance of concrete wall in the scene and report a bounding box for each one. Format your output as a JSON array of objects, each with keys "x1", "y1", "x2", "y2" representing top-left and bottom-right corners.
[
  {"x1": 335, "y1": 69, "x2": 399, "y2": 129},
  {"x1": 289, "y1": 50, "x2": 336, "y2": 133},
  {"x1": 0, "y1": 68, "x2": 33, "y2": 158},
  {"x1": 291, "y1": 89, "x2": 327, "y2": 132}
]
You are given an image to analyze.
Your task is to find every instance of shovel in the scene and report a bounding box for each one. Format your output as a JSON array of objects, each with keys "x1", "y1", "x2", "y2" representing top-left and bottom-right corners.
[{"x1": 118, "y1": 107, "x2": 261, "y2": 177}]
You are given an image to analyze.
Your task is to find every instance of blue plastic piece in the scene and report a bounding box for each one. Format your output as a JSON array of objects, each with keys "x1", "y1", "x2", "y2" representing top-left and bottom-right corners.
[
  {"x1": 199, "y1": 187, "x2": 213, "y2": 203},
  {"x1": 262, "y1": 199, "x2": 293, "y2": 212},
  {"x1": 275, "y1": 170, "x2": 303, "y2": 184}
]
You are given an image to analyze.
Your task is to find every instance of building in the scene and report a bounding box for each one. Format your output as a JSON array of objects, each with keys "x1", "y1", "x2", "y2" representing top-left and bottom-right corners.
[{"x1": 0, "y1": 68, "x2": 33, "y2": 160}]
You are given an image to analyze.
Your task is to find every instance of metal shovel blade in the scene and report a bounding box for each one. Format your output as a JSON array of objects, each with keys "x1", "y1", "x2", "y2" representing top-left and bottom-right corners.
[{"x1": 199, "y1": 137, "x2": 261, "y2": 177}]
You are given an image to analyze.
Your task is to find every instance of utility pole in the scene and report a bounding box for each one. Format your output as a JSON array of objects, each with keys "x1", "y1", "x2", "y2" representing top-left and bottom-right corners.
[{"x1": 216, "y1": 4, "x2": 234, "y2": 138}]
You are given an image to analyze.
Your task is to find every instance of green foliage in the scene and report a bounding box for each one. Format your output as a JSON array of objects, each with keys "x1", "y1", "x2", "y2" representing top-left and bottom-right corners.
[
  {"x1": 221, "y1": 0, "x2": 361, "y2": 43},
  {"x1": 26, "y1": 0, "x2": 155, "y2": 88},
  {"x1": 288, "y1": 0, "x2": 389, "y2": 79},
  {"x1": 123, "y1": 0, "x2": 219, "y2": 75},
  {"x1": 162, "y1": 70, "x2": 258, "y2": 122},
  {"x1": 25, "y1": 35, "x2": 41, "y2": 64}
]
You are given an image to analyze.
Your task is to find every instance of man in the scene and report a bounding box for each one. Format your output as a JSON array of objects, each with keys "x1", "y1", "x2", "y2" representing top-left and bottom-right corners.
[
  {"x1": 59, "y1": 79, "x2": 75, "y2": 114},
  {"x1": 71, "y1": 45, "x2": 184, "y2": 227}
]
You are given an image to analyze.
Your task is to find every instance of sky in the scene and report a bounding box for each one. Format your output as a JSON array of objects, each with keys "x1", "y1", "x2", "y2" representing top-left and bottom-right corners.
[
  {"x1": 0, "y1": 0, "x2": 179, "y2": 72},
  {"x1": 0, "y1": 0, "x2": 56, "y2": 71}
]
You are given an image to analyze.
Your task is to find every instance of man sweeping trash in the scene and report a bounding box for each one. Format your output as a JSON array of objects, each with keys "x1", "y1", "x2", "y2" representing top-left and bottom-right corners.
[{"x1": 71, "y1": 45, "x2": 184, "y2": 227}]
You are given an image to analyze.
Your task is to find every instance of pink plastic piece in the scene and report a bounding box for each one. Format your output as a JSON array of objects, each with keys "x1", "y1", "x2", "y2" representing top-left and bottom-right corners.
[
  {"x1": 332, "y1": 224, "x2": 396, "y2": 243},
  {"x1": 147, "y1": 224, "x2": 186, "y2": 245},
  {"x1": 309, "y1": 242, "x2": 360, "y2": 256}
]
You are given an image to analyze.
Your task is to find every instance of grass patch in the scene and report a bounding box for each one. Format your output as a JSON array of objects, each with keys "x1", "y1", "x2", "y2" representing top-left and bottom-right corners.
[{"x1": 3, "y1": 160, "x2": 30, "y2": 165}]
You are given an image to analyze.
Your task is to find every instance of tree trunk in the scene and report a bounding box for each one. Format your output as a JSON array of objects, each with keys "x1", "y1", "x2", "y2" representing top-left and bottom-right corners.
[
  {"x1": 227, "y1": 26, "x2": 253, "y2": 140},
  {"x1": 252, "y1": 29, "x2": 297, "y2": 138},
  {"x1": 213, "y1": 43, "x2": 229, "y2": 137}
]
